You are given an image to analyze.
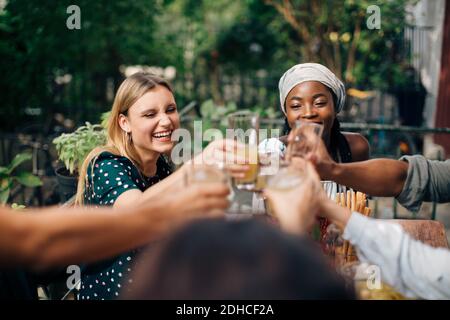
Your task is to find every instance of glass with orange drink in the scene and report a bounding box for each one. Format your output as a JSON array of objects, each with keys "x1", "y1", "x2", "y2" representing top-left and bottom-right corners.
[{"x1": 227, "y1": 111, "x2": 260, "y2": 190}]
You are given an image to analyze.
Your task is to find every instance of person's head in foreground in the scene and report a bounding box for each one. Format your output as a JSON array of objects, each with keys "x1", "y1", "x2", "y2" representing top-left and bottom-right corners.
[{"x1": 124, "y1": 218, "x2": 355, "y2": 300}]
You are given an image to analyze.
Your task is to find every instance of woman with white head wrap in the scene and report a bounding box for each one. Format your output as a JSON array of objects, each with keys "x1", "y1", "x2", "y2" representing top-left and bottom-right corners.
[
  {"x1": 261, "y1": 62, "x2": 369, "y2": 163},
  {"x1": 254, "y1": 63, "x2": 369, "y2": 212},
  {"x1": 278, "y1": 63, "x2": 346, "y2": 115}
]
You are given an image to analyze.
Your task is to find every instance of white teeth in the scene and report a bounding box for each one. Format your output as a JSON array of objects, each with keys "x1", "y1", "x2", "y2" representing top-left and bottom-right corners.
[{"x1": 153, "y1": 131, "x2": 171, "y2": 138}]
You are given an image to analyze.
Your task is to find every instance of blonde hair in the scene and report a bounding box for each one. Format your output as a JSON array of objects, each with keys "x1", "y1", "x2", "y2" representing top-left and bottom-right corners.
[{"x1": 75, "y1": 72, "x2": 173, "y2": 205}]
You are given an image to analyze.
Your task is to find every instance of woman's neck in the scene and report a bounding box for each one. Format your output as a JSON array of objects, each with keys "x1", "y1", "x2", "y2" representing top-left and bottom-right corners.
[{"x1": 136, "y1": 147, "x2": 159, "y2": 177}]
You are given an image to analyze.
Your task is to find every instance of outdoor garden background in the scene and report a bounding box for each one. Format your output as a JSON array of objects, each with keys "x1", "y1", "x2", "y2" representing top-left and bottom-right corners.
[{"x1": 0, "y1": 0, "x2": 449, "y2": 240}]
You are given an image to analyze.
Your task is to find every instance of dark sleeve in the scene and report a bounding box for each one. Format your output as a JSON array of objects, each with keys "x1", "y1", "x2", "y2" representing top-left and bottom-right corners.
[
  {"x1": 89, "y1": 154, "x2": 141, "y2": 205},
  {"x1": 397, "y1": 155, "x2": 450, "y2": 211}
]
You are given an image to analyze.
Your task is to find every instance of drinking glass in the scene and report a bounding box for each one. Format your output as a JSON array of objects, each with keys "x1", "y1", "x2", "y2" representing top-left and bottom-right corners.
[
  {"x1": 184, "y1": 163, "x2": 228, "y2": 186},
  {"x1": 287, "y1": 120, "x2": 324, "y2": 159},
  {"x1": 255, "y1": 151, "x2": 282, "y2": 191},
  {"x1": 227, "y1": 111, "x2": 259, "y2": 190},
  {"x1": 264, "y1": 166, "x2": 305, "y2": 216}
]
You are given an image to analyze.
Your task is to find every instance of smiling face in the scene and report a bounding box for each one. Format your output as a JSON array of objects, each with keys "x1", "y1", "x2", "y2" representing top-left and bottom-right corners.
[
  {"x1": 285, "y1": 81, "x2": 336, "y2": 142},
  {"x1": 118, "y1": 85, "x2": 180, "y2": 159}
]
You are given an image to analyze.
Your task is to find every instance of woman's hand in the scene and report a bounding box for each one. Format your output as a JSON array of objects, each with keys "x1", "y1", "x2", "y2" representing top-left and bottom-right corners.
[
  {"x1": 140, "y1": 181, "x2": 231, "y2": 231},
  {"x1": 263, "y1": 161, "x2": 326, "y2": 235},
  {"x1": 167, "y1": 182, "x2": 230, "y2": 217},
  {"x1": 287, "y1": 129, "x2": 336, "y2": 180},
  {"x1": 264, "y1": 155, "x2": 352, "y2": 233},
  {"x1": 192, "y1": 139, "x2": 251, "y2": 179}
]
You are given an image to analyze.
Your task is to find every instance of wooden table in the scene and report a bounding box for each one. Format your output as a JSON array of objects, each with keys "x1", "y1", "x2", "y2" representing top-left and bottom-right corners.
[{"x1": 386, "y1": 219, "x2": 449, "y2": 249}]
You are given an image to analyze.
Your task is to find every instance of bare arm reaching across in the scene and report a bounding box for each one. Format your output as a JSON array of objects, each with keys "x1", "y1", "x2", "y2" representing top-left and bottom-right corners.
[
  {"x1": 300, "y1": 133, "x2": 450, "y2": 211},
  {"x1": 0, "y1": 182, "x2": 229, "y2": 271}
]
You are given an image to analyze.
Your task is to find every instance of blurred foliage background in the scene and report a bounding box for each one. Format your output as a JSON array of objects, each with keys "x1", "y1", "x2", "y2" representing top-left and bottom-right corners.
[{"x1": 0, "y1": 0, "x2": 415, "y2": 131}]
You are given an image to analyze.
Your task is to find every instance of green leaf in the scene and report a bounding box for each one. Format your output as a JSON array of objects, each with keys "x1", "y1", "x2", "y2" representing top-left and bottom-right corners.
[
  {"x1": 15, "y1": 172, "x2": 43, "y2": 187},
  {"x1": 101, "y1": 111, "x2": 111, "y2": 128},
  {"x1": 0, "y1": 188, "x2": 10, "y2": 205},
  {"x1": 53, "y1": 121, "x2": 106, "y2": 174},
  {"x1": 7, "y1": 153, "x2": 32, "y2": 174},
  {"x1": 0, "y1": 167, "x2": 8, "y2": 179}
]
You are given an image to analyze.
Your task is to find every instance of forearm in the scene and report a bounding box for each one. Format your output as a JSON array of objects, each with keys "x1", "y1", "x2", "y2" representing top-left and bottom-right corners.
[
  {"x1": 113, "y1": 166, "x2": 184, "y2": 209},
  {"x1": 320, "y1": 200, "x2": 352, "y2": 230},
  {"x1": 326, "y1": 159, "x2": 408, "y2": 197},
  {"x1": 0, "y1": 205, "x2": 168, "y2": 270}
]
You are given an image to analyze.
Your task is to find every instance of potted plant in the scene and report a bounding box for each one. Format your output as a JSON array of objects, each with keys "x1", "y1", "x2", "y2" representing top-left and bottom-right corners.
[
  {"x1": 53, "y1": 122, "x2": 107, "y2": 202},
  {"x1": 0, "y1": 152, "x2": 42, "y2": 205}
]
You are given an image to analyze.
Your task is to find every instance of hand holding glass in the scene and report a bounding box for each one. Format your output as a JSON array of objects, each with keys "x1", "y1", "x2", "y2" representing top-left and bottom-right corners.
[
  {"x1": 185, "y1": 163, "x2": 228, "y2": 186},
  {"x1": 287, "y1": 121, "x2": 324, "y2": 159}
]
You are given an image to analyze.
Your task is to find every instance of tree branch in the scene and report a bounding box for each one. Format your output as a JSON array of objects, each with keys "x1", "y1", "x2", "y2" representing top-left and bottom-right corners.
[
  {"x1": 265, "y1": 0, "x2": 311, "y2": 46},
  {"x1": 345, "y1": 13, "x2": 363, "y2": 84}
]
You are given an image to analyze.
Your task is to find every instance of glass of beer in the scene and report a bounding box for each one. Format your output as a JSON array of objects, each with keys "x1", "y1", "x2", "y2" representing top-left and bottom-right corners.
[
  {"x1": 265, "y1": 166, "x2": 304, "y2": 192},
  {"x1": 287, "y1": 120, "x2": 324, "y2": 159},
  {"x1": 255, "y1": 151, "x2": 282, "y2": 191},
  {"x1": 264, "y1": 166, "x2": 305, "y2": 216},
  {"x1": 227, "y1": 111, "x2": 259, "y2": 190},
  {"x1": 184, "y1": 163, "x2": 228, "y2": 186}
]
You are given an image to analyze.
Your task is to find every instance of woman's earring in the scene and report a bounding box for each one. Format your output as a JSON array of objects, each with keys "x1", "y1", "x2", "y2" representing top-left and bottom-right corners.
[{"x1": 123, "y1": 130, "x2": 132, "y2": 146}]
